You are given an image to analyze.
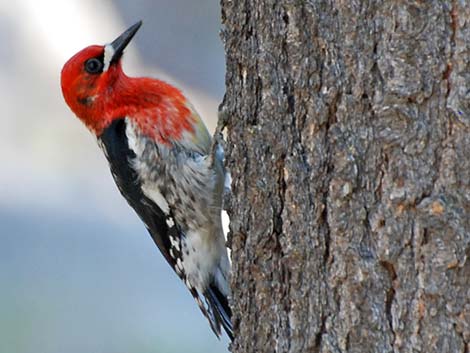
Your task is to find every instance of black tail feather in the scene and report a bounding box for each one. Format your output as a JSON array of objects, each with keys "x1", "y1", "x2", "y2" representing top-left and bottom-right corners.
[{"x1": 204, "y1": 285, "x2": 233, "y2": 341}]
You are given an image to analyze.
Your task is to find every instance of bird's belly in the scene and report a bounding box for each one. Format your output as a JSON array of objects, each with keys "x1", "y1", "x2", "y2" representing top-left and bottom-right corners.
[{"x1": 176, "y1": 228, "x2": 221, "y2": 292}]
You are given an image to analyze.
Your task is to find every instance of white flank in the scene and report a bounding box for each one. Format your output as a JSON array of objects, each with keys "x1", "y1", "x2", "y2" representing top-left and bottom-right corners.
[
  {"x1": 102, "y1": 43, "x2": 115, "y2": 72},
  {"x1": 182, "y1": 229, "x2": 218, "y2": 292}
]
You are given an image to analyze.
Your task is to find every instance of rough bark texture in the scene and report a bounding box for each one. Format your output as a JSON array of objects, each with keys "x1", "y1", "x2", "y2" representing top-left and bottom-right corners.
[{"x1": 218, "y1": 1, "x2": 469, "y2": 353}]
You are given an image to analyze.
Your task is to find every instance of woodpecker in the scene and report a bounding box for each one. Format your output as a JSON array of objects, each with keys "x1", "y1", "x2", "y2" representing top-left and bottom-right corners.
[{"x1": 60, "y1": 21, "x2": 232, "y2": 340}]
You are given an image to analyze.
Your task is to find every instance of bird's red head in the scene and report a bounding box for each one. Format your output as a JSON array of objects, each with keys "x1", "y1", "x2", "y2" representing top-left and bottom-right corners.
[
  {"x1": 61, "y1": 21, "x2": 143, "y2": 135},
  {"x1": 61, "y1": 21, "x2": 194, "y2": 140}
]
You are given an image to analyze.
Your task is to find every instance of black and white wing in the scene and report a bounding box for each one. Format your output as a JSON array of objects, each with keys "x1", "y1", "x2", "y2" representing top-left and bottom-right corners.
[{"x1": 98, "y1": 117, "x2": 233, "y2": 340}]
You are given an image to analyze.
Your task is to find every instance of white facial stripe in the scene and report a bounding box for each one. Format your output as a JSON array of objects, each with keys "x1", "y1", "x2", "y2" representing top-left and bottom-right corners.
[{"x1": 103, "y1": 44, "x2": 115, "y2": 72}]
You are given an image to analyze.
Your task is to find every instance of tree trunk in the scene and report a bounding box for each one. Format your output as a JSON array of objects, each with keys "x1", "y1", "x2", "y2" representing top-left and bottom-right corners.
[{"x1": 218, "y1": 1, "x2": 469, "y2": 352}]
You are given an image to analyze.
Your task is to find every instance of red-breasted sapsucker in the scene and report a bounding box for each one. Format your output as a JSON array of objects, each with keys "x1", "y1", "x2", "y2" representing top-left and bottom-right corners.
[{"x1": 60, "y1": 21, "x2": 232, "y2": 340}]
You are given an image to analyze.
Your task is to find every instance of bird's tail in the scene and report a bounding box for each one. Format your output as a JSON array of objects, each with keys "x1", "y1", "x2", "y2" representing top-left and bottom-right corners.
[{"x1": 204, "y1": 284, "x2": 234, "y2": 340}]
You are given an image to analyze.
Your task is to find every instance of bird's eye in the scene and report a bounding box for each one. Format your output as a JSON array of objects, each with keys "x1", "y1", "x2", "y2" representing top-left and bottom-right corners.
[{"x1": 85, "y1": 58, "x2": 103, "y2": 74}]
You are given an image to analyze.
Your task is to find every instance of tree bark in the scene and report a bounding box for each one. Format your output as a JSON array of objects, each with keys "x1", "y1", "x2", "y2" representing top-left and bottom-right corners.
[{"x1": 218, "y1": 1, "x2": 469, "y2": 352}]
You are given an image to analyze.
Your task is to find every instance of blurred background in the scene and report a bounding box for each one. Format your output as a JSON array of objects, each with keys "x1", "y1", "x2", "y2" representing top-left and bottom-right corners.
[{"x1": 0, "y1": 1, "x2": 228, "y2": 352}]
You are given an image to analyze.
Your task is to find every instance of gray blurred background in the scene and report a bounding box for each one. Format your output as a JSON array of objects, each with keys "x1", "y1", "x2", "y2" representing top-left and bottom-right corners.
[{"x1": 0, "y1": 1, "x2": 228, "y2": 352}]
